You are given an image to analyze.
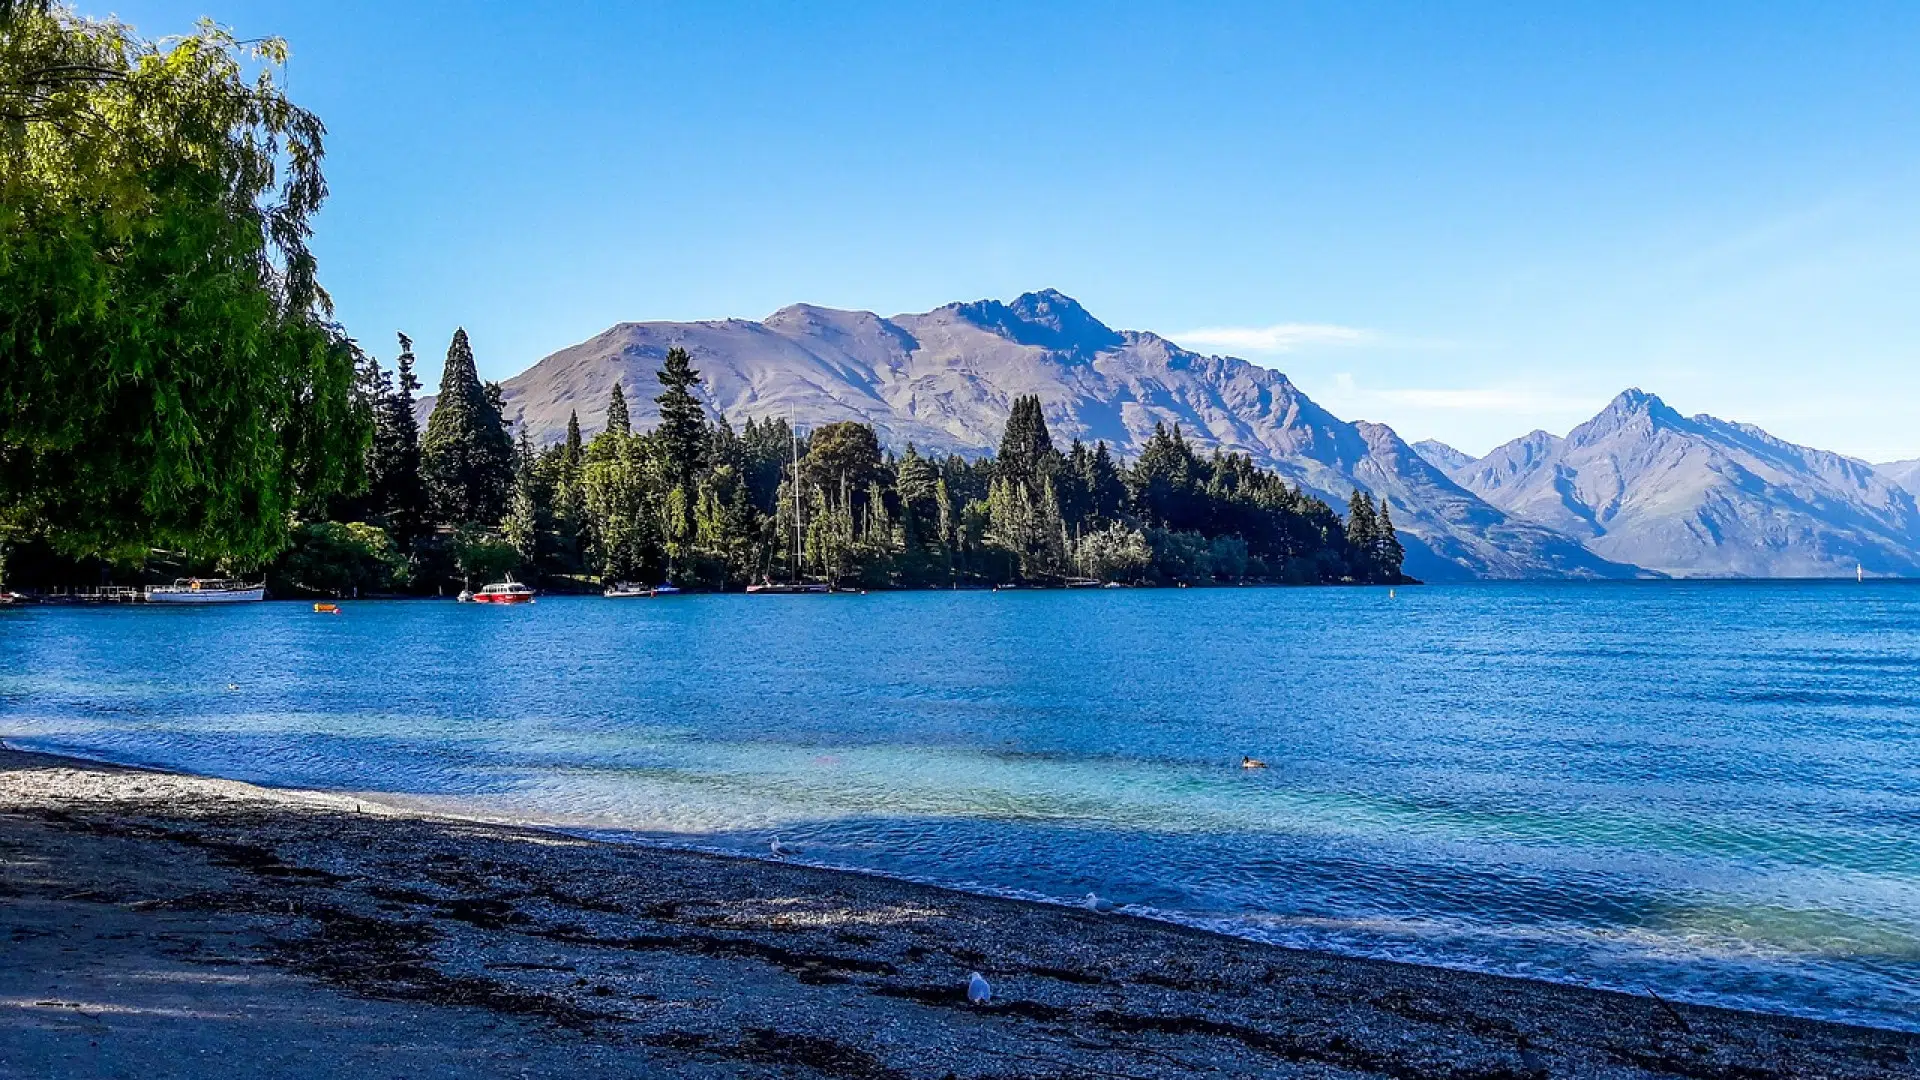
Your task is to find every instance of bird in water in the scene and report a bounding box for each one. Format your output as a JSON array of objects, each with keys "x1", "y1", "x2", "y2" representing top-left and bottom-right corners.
[
  {"x1": 967, "y1": 971, "x2": 993, "y2": 1004},
  {"x1": 225, "y1": 683, "x2": 239, "y2": 692},
  {"x1": 769, "y1": 837, "x2": 798, "y2": 859},
  {"x1": 1241, "y1": 755, "x2": 1268, "y2": 769}
]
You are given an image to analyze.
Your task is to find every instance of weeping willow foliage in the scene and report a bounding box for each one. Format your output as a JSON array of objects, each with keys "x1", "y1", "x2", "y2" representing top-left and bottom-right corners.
[{"x1": 0, "y1": 4, "x2": 369, "y2": 564}]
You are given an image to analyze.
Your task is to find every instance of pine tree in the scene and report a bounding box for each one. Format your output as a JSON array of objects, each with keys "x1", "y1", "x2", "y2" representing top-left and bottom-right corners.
[
  {"x1": 366, "y1": 332, "x2": 427, "y2": 540},
  {"x1": 986, "y1": 474, "x2": 1069, "y2": 581},
  {"x1": 1375, "y1": 498, "x2": 1406, "y2": 582},
  {"x1": 604, "y1": 382, "x2": 631, "y2": 434},
  {"x1": 894, "y1": 445, "x2": 941, "y2": 549},
  {"x1": 655, "y1": 346, "x2": 707, "y2": 540},
  {"x1": 1346, "y1": 490, "x2": 1380, "y2": 580},
  {"x1": 420, "y1": 328, "x2": 514, "y2": 527},
  {"x1": 1132, "y1": 423, "x2": 1200, "y2": 528},
  {"x1": 564, "y1": 410, "x2": 583, "y2": 467},
  {"x1": 1086, "y1": 441, "x2": 1126, "y2": 524},
  {"x1": 995, "y1": 395, "x2": 1059, "y2": 492},
  {"x1": 655, "y1": 347, "x2": 706, "y2": 474},
  {"x1": 501, "y1": 429, "x2": 540, "y2": 567}
]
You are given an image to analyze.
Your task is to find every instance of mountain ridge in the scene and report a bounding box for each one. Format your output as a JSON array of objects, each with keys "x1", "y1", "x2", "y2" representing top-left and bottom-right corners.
[
  {"x1": 419, "y1": 292, "x2": 1915, "y2": 580},
  {"x1": 419, "y1": 290, "x2": 1636, "y2": 582},
  {"x1": 1443, "y1": 389, "x2": 1920, "y2": 577}
]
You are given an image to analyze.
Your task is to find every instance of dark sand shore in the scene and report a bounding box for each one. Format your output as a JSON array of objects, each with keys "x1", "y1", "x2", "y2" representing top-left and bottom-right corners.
[{"x1": 2, "y1": 746, "x2": 1913, "y2": 1079}]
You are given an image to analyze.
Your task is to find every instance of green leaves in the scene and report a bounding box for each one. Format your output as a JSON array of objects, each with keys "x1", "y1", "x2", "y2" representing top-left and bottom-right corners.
[{"x1": 1, "y1": 6, "x2": 366, "y2": 564}]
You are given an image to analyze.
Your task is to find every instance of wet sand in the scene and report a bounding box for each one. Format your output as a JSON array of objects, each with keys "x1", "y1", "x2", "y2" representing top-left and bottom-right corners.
[{"x1": 2, "y1": 746, "x2": 1913, "y2": 1079}]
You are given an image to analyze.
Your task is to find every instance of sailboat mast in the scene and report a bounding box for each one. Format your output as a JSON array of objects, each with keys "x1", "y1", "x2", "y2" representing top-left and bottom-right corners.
[{"x1": 791, "y1": 416, "x2": 803, "y2": 581}]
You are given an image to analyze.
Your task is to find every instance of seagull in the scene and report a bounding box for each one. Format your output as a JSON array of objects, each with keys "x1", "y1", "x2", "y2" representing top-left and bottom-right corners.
[
  {"x1": 1084, "y1": 892, "x2": 1113, "y2": 913},
  {"x1": 967, "y1": 971, "x2": 992, "y2": 1005},
  {"x1": 225, "y1": 683, "x2": 239, "y2": 692},
  {"x1": 769, "y1": 837, "x2": 798, "y2": 859},
  {"x1": 1241, "y1": 756, "x2": 1268, "y2": 770}
]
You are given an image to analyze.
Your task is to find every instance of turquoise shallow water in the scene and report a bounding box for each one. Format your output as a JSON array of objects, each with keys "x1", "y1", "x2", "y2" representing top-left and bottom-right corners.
[{"x1": 3, "y1": 582, "x2": 1917, "y2": 1030}]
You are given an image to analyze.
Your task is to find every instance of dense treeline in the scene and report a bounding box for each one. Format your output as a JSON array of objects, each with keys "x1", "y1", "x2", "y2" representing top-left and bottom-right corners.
[
  {"x1": 0, "y1": 4, "x2": 1401, "y2": 596},
  {"x1": 260, "y1": 334, "x2": 1405, "y2": 595}
]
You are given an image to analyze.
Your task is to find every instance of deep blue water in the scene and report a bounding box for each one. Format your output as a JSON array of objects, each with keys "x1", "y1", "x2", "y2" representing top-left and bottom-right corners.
[{"x1": 3, "y1": 582, "x2": 1917, "y2": 1030}]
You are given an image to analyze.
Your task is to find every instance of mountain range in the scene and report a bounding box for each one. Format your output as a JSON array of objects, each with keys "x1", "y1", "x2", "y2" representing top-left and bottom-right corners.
[
  {"x1": 1417, "y1": 392, "x2": 1920, "y2": 578},
  {"x1": 425, "y1": 290, "x2": 1920, "y2": 581}
]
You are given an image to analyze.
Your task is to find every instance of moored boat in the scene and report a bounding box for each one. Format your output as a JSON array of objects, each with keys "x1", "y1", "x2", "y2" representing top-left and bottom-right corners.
[
  {"x1": 145, "y1": 578, "x2": 265, "y2": 604},
  {"x1": 604, "y1": 582, "x2": 683, "y2": 598},
  {"x1": 470, "y1": 579, "x2": 535, "y2": 604},
  {"x1": 745, "y1": 581, "x2": 830, "y2": 595}
]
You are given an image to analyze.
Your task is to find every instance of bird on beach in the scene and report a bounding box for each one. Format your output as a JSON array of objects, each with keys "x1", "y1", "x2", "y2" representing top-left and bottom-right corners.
[
  {"x1": 967, "y1": 971, "x2": 992, "y2": 1004},
  {"x1": 1084, "y1": 892, "x2": 1113, "y2": 913},
  {"x1": 1241, "y1": 755, "x2": 1268, "y2": 769},
  {"x1": 769, "y1": 837, "x2": 799, "y2": 859}
]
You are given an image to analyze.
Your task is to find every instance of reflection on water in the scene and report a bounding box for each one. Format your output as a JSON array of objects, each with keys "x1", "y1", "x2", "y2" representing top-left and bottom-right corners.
[{"x1": 3, "y1": 581, "x2": 1918, "y2": 1030}]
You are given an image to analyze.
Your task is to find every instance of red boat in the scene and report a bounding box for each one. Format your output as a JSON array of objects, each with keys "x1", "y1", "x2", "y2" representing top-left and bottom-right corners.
[{"x1": 469, "y1": 579, "x2": 535, "y2": 604}]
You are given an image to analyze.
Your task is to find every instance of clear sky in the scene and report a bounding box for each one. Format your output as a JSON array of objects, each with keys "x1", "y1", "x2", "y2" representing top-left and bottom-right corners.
[{"x1": 110, "y1": 1, "x2": 1920, "y2": 460}]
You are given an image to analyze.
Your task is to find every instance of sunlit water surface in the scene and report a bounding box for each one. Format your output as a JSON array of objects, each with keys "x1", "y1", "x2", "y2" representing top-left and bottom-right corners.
[{"x1": 4, "y1": 583, "x2": 1917, "y2": 1030}]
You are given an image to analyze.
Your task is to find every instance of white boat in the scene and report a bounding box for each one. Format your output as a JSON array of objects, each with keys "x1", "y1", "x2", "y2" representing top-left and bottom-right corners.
[
  {"x1": 470, "y1": 579, "x2": 535, "y2": 605},
  {"x1": 146, "y1": 578, "x2": 265, "y2": 604},
  {"x1": 745, "y1": 581, "x2": 829, "y2": 595},
  {"x1": 604, "y1": 582, "x2": 682, "y2": 598}
]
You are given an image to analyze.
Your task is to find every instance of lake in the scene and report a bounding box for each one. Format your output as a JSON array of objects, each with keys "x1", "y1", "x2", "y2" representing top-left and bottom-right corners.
[{"x1": 3, "y1": 582, "x2": 1916, "y2": 1031}]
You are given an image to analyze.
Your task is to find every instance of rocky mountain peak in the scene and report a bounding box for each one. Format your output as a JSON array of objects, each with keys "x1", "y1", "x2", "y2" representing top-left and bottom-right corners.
[
  {"x1": 945, "y1": 288, "x2": 1123, "y2": 359},
  {"x1": 1573, "y1": 388, "x2": 1688, "y2": 446}
]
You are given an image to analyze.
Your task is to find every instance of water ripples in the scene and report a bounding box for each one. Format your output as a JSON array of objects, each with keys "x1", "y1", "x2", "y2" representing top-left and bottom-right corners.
[{"x1": 2, "y1": 581, "x2": 1917, "y2": 1030}]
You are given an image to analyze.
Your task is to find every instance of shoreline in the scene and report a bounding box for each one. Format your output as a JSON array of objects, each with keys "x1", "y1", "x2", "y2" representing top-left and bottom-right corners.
[{"x1": 3, "y1": 745, "x2": 1914, "y2": 1078}]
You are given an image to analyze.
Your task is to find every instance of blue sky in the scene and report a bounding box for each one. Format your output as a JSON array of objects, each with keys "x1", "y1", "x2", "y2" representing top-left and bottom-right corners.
[{"x1": 112, "y1": 1, "x2": 1920, "y2": 459}]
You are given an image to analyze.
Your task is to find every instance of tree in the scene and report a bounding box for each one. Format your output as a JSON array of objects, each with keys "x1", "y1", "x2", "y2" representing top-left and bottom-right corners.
[
  {"x1": 563, "y1": 410, "x2": 583, "y2": 467},
  {"x1": 1346, "y1": 490, "x2": 1380, "y2": 580},
  {"x1": 450, "y1": 524, "x2": 520, "y2": 584},
  {"x1": 802, "y1": 422, "x2": 883, "y2": 497},
  {"x1": 420, "y1": 328, "x2": 513, "y2": 526},
  {"x1": 362, "y1": 333, "x2": 426, "y2": 540},
  {"x1": 1, "y1": 7, "x2": 368, "y2": 563},
  {"x1": 1074, "y1": 522, "x2": 1150, "y2": 582},
  {"x1": 893, "y1": 444, "x2": 942, "y2": 549},
  {"x1": 655, "y1": 347, "x2": 706, "y2": 485},
  {"x1": 1375, "y1": 498, "x2": 1406, "y2": 582},
  {"x1": 986, "y1": 475, "x2": 1069, "y2": 580},
  {"x1": 1085, "y1": 441, "x2": 1127, "y2": 524},
  {"x1": 1131, "y1": 423, "x2": 1202, "y2": 529},
  {"x1": 269, "y1": 521, "x2": 409, "y2": 597},
  {"x1": 501, "y1": 430, "x2": 540, "y2": 567},
  {"x1": 604, "y1": 381, "x2": 631, "y2": 434},
  {"x1": 578, "y1": 430, "x2": 659, "y2": 582},
  {"x1": 996, "y1": 395, "x2": 1059, "y2": 491}
]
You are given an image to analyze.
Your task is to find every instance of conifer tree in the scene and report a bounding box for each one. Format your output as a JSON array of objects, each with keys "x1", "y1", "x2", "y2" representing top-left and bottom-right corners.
[
  {"x1": 655, "y1": 347, "x2": 707, "y2": 479},
  {"x1": 363, "y1": 332, "x2": 426, "y2": 540},
  {"x1": 604, "y1": 382, "x2": 631, "y2": 434},
  {"x1": 1086, "y1": 441, "x2": 1127, "y2": 524},
  {"x1": 420, "y1": 328, "x2": 514, "y2": 527},
  {"x1": 1376, "y1": 498, "x2": 1406, "y2": 582},
  {"x1": 995, "y1": 395, "x2": 1059, "y2": 491},
  {"x1": 1346, "y1": 489, "x2": 1380, "y2": 580},
  {"x1": 501, "y1": 429, "x2": 540, "y2": 566},
  {"x1": 655, "y1": 346, "x2": 707, "y2": 541},
  {"x1": 894, "y1": 445, "x2": 941, "y2": 548},
  {"x1": 564, "y1": 410, "x2": 584, "y2": 467}
]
